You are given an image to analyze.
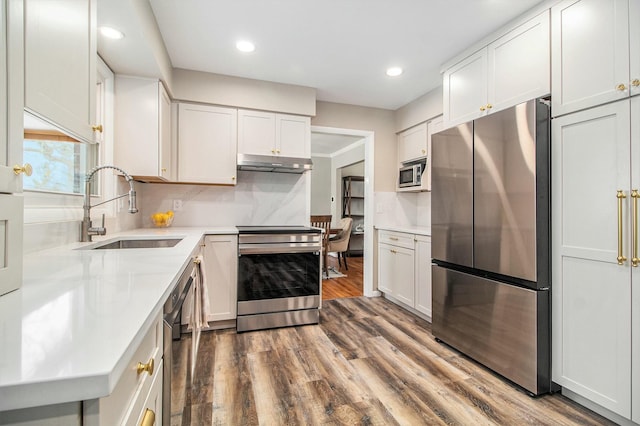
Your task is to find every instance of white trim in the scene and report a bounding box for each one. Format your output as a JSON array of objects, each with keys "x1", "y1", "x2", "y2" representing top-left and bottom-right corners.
[{"x1": 311, "y1": 125, "x2": 380, "y2": 298}]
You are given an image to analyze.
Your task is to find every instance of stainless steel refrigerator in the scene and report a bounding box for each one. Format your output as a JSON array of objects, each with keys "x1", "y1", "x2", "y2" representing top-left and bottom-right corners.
[{"x1": 431, "y1": 98, "x2": 552, "y2": 396}]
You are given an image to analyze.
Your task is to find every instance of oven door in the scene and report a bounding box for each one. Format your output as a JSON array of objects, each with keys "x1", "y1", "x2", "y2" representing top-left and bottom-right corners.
[{"x1": 238, "y1": 251, "x2": 320, "y2": 303}]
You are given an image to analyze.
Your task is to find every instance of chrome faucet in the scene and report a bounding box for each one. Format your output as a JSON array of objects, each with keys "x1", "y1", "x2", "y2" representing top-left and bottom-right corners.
[{"x1": 81, "y1": 165, "x2": 139, "y2": 242}]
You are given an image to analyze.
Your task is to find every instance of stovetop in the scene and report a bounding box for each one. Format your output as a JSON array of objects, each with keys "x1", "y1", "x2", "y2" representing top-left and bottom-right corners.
[{"x1": 236, "y1": 226, "x2": 321, "y2": 234}]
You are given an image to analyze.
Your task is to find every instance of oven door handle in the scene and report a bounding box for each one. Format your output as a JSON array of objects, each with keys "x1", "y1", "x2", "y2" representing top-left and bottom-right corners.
[{"x1": 239, "y1": 243, "x2": 321, "y2": 255}]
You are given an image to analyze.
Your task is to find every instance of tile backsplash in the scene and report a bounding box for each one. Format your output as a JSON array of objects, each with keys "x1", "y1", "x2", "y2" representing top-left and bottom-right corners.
[{"x1": 141, "y1": 171, "x2": 309, "y2": 227}]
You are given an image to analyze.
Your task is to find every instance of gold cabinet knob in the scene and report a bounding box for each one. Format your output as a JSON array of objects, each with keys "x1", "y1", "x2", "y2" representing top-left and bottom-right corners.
[
  {"x1": 13, "y1": 163, "x2": 33, "y2": 176},
  {"x1": 486, "y1": 103, "x2": 493, "y2": 110},
  {"x1": 231, "y1": 176, "x2": 236, "y2": 180},
  {"x1": 480, "y1": 105, "x2": 486, "y2": 112},
  {"x1": 421, "y1": 149, "x2": 426, "y2": 154},
  {"x1": 136, "y1": 357, "x2": 154, "y2": 376},
  {"x1": 276, "y1": 149, "x2": 281, "y2": 154},
  {"x1": 271, "y1": 148, "x2": 276, "y2": 154},
  {"x1": 91, "y1": 124, "x2": 103, "y2": 133},
  {"x1": 632, "y1": 79, "x2": 640, "y2": 87},
  {"x1": 140, "y1": 408, "x2": 155, "y2": 426},
  {"x1": 161, "y1": 168, "x2": 167, "y2": 173},
  {"x1": 616, "y1": 83, "x2": 627, "y2": 91}
]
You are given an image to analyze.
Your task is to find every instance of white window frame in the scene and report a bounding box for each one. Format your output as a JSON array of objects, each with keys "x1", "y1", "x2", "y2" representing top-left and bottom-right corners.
[{"x1": 23, "y1": 57, "x2": 116, "y2": 225}]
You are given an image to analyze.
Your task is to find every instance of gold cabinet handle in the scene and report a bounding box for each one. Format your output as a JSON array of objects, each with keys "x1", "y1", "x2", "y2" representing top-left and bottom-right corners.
[
  {"x1": 137, "y1": 357, "x2": 154, "y2": 376},
  {"x1": 276, "y1": 149, "x2": 281, "y2": 154},
  {"x1": 389, "y1": 237, "x2": 398, "y2": 241},
  {"x1": 617, "y1": 190, "x2": 627, "y2": 265},
  {"x1": 139, "y1": 408, "x2": 155, "y2": 426},
  {"x1": 91, "y1": 124, "x2": 103, "y2": 133},
  {"x1": 231, "y1": 176, "x2": 236, "y2": 180},
  {"x1": 616, "y1": 83, "x2": 627, "y2": 92},
  {"x1": 421, "y1": 149, "x2": 426, "y2": 154},
  {"x1": 632, "y1": 79, "x2": 640, "y2": 87},
  {"x1": 486, "y1": 103, "x2": 493, "y2": 110},
  {"x1": 13, "y1": 163, "x2": 33, "y2": 176},
  {"x1": 271, "y1": 148, "x2": 276, "y2": 154},
  {"x1": 390, "y1": 249, "x2": 397, "y2": 254},
  {"x1": 632, "y1": 190, "x2": 639, "y2": 267},
  {"x1": 479, "y1": 105, "x2": 486, "y2": 112}
]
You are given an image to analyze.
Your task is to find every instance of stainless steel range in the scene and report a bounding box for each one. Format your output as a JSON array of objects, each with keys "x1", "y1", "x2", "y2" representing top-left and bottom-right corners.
[{"x1": 236, "y1": 226, "x2": 322, "y2": 332}]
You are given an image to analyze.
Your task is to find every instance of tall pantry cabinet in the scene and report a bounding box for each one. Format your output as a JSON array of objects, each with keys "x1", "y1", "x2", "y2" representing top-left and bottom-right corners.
[
  {"x1": 0, "y1": 0, "x2": 23, "y2": 296},
  {"x1": 551, "y1": 0, "x2": 640, "y2": 422}
]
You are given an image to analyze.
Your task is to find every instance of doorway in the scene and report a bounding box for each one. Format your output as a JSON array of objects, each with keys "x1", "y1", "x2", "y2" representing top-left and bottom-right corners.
[{"x1": 310, "y1": 126, "x2": 375, "y2": 300}]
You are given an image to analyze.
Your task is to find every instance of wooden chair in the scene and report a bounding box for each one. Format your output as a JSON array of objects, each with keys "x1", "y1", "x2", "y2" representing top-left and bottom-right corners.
[
  {"x1": 328, "y1": 217, "x2": 353, "y2": 271},
  {"x1": 310, "y1": 215, "x2": 332, "y2": 278}
]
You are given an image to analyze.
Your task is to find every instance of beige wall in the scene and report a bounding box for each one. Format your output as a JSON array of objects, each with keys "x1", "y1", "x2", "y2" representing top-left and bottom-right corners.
[
  {"x1": 312, "y1": 102, "x2": 396, "y2": 192},
  {"x1": 395, "y1": 86, "x2": 443, "y2": 133},
  {"x1": 172, "y1": 69, "x2": 316, "y2": 116}
]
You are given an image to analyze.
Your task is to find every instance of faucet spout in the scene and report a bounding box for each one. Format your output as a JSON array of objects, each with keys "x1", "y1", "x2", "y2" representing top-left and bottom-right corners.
[{"x1": 81, "y1": 165, "x2": 138, "y2": 242}]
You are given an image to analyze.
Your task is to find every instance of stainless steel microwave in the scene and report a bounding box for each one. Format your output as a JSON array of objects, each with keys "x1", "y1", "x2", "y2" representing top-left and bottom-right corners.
[{"x1": 399, "y1": 162, "x2": 423, "y2": 188}]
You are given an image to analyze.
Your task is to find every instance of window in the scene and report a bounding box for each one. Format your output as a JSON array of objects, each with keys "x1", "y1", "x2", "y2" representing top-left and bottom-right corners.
[{"x1": 22, "y1": 117, "x2": 97, "y2": 195}]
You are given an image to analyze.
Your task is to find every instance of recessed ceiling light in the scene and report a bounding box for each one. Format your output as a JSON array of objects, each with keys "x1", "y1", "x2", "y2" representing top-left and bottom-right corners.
[
  {"x1": 386, "y1": 67, "x2": 403, "y2": 77},
  {"x1": 100, "y1": 26, "x2": 125, "y2": 40},
  {"x1": 236, "y1": 40, "x2": 256, "y2": 53}
]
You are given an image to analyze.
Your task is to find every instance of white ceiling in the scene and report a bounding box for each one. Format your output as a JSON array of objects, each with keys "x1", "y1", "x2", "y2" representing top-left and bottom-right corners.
[{"x1": 98, "y1": 0, "x2": 547, "y2": 111}]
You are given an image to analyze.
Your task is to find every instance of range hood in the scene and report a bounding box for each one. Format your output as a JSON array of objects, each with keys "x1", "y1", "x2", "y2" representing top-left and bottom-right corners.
[{"x1": 237, "y1": 153, "x2": 313, "y2": 174}]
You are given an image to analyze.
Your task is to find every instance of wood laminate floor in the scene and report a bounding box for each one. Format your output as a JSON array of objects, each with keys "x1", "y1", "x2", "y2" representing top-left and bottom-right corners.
[
  {"x1": 173, "y1": 297, "x2": 613, "y2": 426},
  {"x1": 322, "y1": 255, "x2": 363, "y2": 300}
]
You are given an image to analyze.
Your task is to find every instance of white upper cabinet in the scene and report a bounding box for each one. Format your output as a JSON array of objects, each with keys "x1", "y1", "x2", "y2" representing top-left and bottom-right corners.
[
  {"x1": 0, "y1": 0, "x2": 23, "y2": 296},
  {"x1": 24, "y1": 0, "x2": 97, "y2": 143},
  {"x1": 397, "y1": 122, "x2": 427, "y2": 164},
  {"x1": 552, "y1": 0, "x2": 633, "y2": 116},
  {"x1": 443, "y1": 49, "x2": 488, "y2": 126},
  {"x1": 488, "y1": 10, "x2": 550, "y2": 112},
  {"x1": 177, "y1": 103, "x2": 237, "y2": 185},
  {"x1": 238, "y1": 109, "x2": 310, "y2": 158},
  {"x1": 443, "y1": 10, "x2": 550, "y2": 127},
  {"x1": 115, "y1": 76, "x2": 173, "y2": 181},
  {"x1": 631, "y1": 0, "x2": 640, "y2": 97}
]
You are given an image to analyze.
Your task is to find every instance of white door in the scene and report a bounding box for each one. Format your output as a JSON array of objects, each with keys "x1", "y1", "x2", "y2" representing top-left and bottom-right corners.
[
  {"x1": 443, "y1": 48, "x2": 488, "y2": 127},
  {"x1": 24, "y1": 0, "x2": 96, "y2": 142},
  {"x1": 203, "y1": 234, "x2": 238, "y2": 322},
  {"x1": 178, "y1": 104, "x2": 237, "y2": 185},
  {"x1": 551, "y1": 0, "x2": 630, "y2": 117},
  {"x1": 237, "y1": 109, "x2": 275, "y2": 156},
  {"x1": 414, "y1": 236, "x2": 432, "y2": 319},
  {"x1": 158, "y1": 84, "x2": 172, "y2": 180},
  {"x1": 276, "y1": 114, "x2": 310, "y2": 158},
  {"x1": 552, "y1": 100, "x2": 632, "y2": 417},
  {"x1": 631, "y1": 95, "x2": 640, "y2": 424},
  {"x1": 488, "y1": 10, "x2": 550, "y2": 112},
  {"x1": 398, "y1": 123, "x2": 427, "y2": 164}
]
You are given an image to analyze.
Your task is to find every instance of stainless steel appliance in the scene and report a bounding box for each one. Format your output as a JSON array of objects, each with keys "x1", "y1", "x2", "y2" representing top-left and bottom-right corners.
[
  {"x1": 237, "y1": 153, "x2": 313, "y2": 173},
  {"x1": 398, "y1": 160, "x2": 424, "y2": 188},
  {"x1": 163, "y1": 258, "x2": 197, "y2": 426},
  {"x1": 236, "y1": 226, "x2": 321, "y2": 332},
  {"x1": 431, "y1": 98, "x2": 552, "y2": 396}
]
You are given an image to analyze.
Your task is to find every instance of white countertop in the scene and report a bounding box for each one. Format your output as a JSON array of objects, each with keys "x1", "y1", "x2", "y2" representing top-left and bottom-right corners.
[
  {"x1": 375, "y1": 225, "x2": 431, "y2": 236},
  {"x1": 0, "y1": 227, "x2": 237, "y2": 411}
]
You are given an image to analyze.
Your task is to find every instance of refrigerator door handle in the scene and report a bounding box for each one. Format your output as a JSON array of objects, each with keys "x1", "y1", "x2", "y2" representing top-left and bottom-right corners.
[
  {"x1": 618, "y1": 190, "x2": 628, "y2": 265},
  {"x1": 632, "y1": 189, "x2": 639, "y2": 267}
]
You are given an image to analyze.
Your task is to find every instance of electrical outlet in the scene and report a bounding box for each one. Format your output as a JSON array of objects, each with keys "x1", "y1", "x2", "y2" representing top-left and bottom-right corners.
[{"x1": 173, "y1": 199, "x2": 183, "y2": 211}]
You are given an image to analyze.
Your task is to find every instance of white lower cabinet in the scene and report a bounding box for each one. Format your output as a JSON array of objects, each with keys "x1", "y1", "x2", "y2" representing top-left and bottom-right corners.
[
  {"x1": 378, "y1": 230, "x2": 432, "y2": 319},
  {"x1": 203, "y1": 234, "x2": 238, "y2": 323},
  {"x1": 182, "y1": 234, "x2": 238, "y2": 328},
  {"x1": 83, "y1": 311, "x2": 163, "y2": 426},
  {"x1": 552, "y1": 98, "x2": 639, "y2": 422}
]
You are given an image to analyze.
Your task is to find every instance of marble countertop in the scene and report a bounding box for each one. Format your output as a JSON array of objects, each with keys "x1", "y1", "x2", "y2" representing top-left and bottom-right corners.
[
  {"x1": 0, "y1": 227, "x2": 237, "y2": 412},
  {"x1": 375, "y1": 225, "x2": 431, "y2": 236}
]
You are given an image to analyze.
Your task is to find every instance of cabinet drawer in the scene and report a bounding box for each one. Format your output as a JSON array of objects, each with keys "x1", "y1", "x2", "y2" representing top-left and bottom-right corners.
[
  {"x1": 126, "y1": 359, "x2": 163, "y2": 426},
  {"x1": 92, "y1": 312, "x2": 163, "y2": 425},
  {"x1": 378, "y1": 231, "x2": 415, "y2": 249}
]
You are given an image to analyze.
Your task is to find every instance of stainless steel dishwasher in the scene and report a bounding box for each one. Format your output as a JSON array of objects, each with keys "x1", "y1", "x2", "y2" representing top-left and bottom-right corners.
[{"x1": 163, "y1": 258, "x2": 197, "y2": 426}]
